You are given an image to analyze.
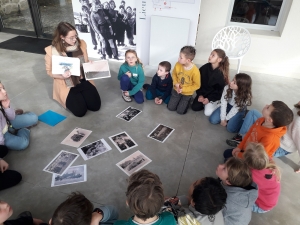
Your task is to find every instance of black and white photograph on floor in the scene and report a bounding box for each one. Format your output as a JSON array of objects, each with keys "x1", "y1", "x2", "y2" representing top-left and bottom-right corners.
[
  {"x1": 109, "y1": 131, "x2": 137, "y2": 153},
  {"x1": 51, "y1": 164, "x2": 87, "y2": 187},
  {"x1": 43, "y1": 150, "x2": 79, "y2": 175},
  {"x1": 116, "y1": 150, "x2": 152, "y2": 176},
  {"x1": 116, "y1": 106, "x2": 142, "y2": 122},
  {"x1": 61, "y1": 127, "x2": 92, "y2": 148},
  {"x1": 83, "y1": 60, "x2": 111, "y2": 80},
  {"x1": 148, "y1": 124, "x2": 175, "y2": 143},
  {"x1": 71, "y1": 0, "x2": 137, "y2": 60},
  {"x1": 77, "y1": 139, "x2": 112, "y2": 160}
]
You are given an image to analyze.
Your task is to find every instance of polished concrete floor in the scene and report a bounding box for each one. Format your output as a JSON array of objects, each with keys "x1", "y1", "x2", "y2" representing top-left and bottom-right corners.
[{"x1": 0, "y1": 32, "x2": 300, "y2": 225}]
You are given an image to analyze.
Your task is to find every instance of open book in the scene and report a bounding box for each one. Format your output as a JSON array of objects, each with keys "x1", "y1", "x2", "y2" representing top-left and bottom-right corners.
[{"x1": 82, "y1": 60, "x2": 111, "y2": 80}]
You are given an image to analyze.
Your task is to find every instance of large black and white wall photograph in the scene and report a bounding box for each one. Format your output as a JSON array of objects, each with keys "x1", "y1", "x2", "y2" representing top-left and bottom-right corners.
[{"x1": 72, "y1": 0, "x2": 137, "y2": 60}]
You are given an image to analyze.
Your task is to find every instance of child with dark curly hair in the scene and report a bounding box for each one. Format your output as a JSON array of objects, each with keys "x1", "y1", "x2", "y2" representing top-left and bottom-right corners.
[{"x1": 209, "y1": 73, "x2": 252, "y2": 133}]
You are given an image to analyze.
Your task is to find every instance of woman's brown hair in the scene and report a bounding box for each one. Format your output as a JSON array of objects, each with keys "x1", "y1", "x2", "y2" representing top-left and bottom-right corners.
[
  {"x1": 125, "y1": 49, "x2": 143, "y2": 67},
  {"x1": 225, "y1": 73, "x2": 252, "y2": 110},
  {"x1": 52, "y1": 22, "x2": 81, "y2": 53},
  {"x1": 213, "y1": 49, "x2": 229, "y2": 84}
]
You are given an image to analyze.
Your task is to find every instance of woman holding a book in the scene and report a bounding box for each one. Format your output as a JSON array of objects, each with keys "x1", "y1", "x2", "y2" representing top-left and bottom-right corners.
[{"x1": 45, "y1": 22, "x2": 101, "y2": 117}]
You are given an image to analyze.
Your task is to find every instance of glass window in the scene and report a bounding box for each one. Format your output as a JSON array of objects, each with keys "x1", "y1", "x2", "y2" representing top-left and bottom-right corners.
[
  {"x1": 228, "y1": 0, "x2": 285, "y2": 30},
  {"x1": 0, "y1": 1, "x2": 35, "y2": 31}
]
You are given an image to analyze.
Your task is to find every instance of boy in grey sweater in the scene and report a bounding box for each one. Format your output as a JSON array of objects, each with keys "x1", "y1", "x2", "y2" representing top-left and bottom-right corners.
[{"x1": 216, "y1": 157, "x2": 258, "y2": 225}]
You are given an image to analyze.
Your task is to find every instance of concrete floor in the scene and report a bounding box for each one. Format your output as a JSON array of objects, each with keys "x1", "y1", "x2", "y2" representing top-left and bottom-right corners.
[{"x1": 0, "y1": 32, "x2": 300, "y2": 225}]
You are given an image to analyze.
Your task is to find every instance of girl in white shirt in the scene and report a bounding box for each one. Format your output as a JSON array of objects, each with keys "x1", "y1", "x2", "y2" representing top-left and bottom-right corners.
[{"x1": 209, "y1": 73, "x2": 252, "y2": 133}]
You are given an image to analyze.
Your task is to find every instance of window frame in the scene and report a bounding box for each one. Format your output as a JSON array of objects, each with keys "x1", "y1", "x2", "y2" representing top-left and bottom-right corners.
[{"x1": 226, "y1": 0, "x2": 288, "y2": 31}]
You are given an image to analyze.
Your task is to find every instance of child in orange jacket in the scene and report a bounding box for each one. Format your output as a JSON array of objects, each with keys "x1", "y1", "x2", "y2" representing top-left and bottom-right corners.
[{"x1": 223, "y1": 101, "x2": 294, "y2": 160}]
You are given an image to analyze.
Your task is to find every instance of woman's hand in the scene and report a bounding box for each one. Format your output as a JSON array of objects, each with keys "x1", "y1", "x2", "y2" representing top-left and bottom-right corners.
[
  {"x1": 0, "y1": 159, "x2": 9, "y2": 173},
  {"x1": 1, "y1": 98, "x2": 10, "y2": 109},
  {"x1": 220, "y1": 120, "x2": 227, "y2": 127},
  {"x1": 62, "y1": 70, "x2": 71, "y2": 79}
]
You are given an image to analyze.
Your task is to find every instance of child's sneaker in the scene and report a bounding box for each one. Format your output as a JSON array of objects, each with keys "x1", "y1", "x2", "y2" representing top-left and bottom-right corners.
[
  {"x1": 122, "y1": 91, "x2": 132, "y2": 102},
  {"x1": 226, "y1": 134, "x2": 242, "y2": 147}
]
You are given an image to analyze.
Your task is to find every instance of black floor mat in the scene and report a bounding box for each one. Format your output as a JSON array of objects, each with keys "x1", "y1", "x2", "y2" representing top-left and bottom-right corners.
[{"x1": 0, "y1": 35, "x2": 52, "y2": 54}]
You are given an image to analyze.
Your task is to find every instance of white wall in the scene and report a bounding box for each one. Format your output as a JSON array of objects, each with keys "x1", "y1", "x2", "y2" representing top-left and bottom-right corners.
[{"x1": 194, "y1": 0, "x2": 300, "y2": 79}]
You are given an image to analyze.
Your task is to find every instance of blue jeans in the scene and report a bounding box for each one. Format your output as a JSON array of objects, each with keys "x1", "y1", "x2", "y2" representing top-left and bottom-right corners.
[
  {"x1": 239, "y1": 109, "x2": 262, "y2": 136},
  {"x1": 252, "y1": 203, "x2": 269, "y2": 213},
  {"x1": 4, "y1": 112, "x2": 38, "y2": 151},
  {"x1": 145, "y1": 89, "x2": 170, "y2": 104},
  {"x1": 273, "y1": 147, "x2": 290, "y2": 157},
  {"x1": 97, "y1": 205, "x2": 118, "y2": 224},
  {"x1": 120, "y1": 74, "x2": 144, "y2": 104},
  {"x1": 209, "y1": 103, "x2": 246, "y2": 133}
]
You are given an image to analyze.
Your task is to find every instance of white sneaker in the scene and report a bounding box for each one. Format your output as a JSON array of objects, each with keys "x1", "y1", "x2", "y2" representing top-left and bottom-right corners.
[{"x1": 122, "y1": 91, "x2": 132, "y2": 102}]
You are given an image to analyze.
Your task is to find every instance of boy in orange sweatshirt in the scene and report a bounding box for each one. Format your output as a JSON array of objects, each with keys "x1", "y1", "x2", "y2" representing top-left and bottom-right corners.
[{"x1": 223, "y1": 101, "x2": 294, "y2": 160}]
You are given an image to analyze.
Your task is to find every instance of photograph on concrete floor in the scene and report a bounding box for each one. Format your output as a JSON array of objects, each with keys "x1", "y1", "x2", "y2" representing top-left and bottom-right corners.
[
  {"x1": 116, "y1": 106, "x2": 142, "y2": 122},
  {"x1": 148, "y1": 124, "x2": 175, "y2": 143},
  {"x1": 43, "y1": 150, "x2": 79, "y2": 175},
  {"x1": 77, "y1": 138, "x2": 112, "y2": 160},
  {"x1": 61, "y1": 127, "x2": 92, "y2": 148},
  {"x1": 109, "y1": 131, "x2": 138, "y2": 153},
  {"x1": 116, "y1": 150, "x2": 152, "y2": 176},
  {"x1": 51, "y1": 164, "x2": 87, "y2": 187}
]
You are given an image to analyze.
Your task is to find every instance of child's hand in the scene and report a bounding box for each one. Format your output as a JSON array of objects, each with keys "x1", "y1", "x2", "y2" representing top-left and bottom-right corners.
[
  {"x1": 0, "y1": 159, "x2": 9, "y2": 173},
  {"x1": 1, "y1": 98, "x2": 10, "y2": 109},
  {"x1": 232, "y1": 147, "x2": 241, "y2": 157},
  {"x1": 125, "y1": 71, "x2": 132, "y2": 77},
  {"x1": 198, "y1": 95, "x2": 204, "y2": 102},
  {"x1": 91, "y1": 212, "x2": 103, "y2": 225},
  {"x1": 203, "y1": 98, "x2": 209, "y2": 105},
  {"x1": 123, "y1": 91, "x2": 130, "y2": 96},
  {"x1": 176, "y1": 88, "x2": 182, "y2": 94},
  {"x1": 155, "y1": 98, "x2": 162, "y2": 105},
  {"x1": 220, "y1": 120, "x2": 227, "y2": 127}
]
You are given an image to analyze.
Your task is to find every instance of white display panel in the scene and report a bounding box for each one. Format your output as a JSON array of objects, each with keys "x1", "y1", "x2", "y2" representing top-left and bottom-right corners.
[{"x1": 149, "y1": 15, "x2": 190, "y2": 67}]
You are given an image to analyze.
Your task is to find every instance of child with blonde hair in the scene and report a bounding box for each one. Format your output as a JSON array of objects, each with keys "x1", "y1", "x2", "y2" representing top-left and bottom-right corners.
[
  {"x1": 244, "y1": 142, "x2": 281, "y2": 213},
  {"x1": 118, "y1": 49, "x2": 145, "y2": 103}
]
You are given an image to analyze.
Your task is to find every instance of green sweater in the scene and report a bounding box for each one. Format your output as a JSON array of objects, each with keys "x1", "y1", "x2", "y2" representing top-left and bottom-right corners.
[
  {"x1": 114, "y1": 212, "x2": 176, "y2": 225},
  {"x1": 118, "y1": 63, "x2": 145, "y2": 96}
]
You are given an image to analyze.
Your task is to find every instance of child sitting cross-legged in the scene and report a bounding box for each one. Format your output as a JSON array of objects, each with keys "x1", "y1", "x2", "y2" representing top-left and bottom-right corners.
[
  {"x1": 216, "y1": 157, "x2": 258, "y2": 225},
  {"x1": 223, "y1": 100, "x2": 294, "y2": 160},
  {"x1": 114, "y1": 169, "x2": 176, "y2": 225},
  {"x1": 163, "y1": 177, "x2": 227, "y2": 225},
  {"x1": 244, "y1": 142, "x2": 281, "y2": 213},
  {"x1": 50, "y1": 192, "x2": 118, "y2": 225},
  {"x1": 143, "y1": 61, "x2": 173, "y2": 105}
]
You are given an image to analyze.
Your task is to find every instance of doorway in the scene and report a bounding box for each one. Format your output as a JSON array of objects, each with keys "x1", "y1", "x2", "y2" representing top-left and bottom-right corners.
[{"x1": 0, "y1": 0, "x2": 74, "y2": 39}]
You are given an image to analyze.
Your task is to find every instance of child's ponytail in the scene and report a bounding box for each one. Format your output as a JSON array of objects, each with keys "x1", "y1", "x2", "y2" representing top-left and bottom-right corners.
[{"x1": 213, "y1": 49, "x2": 229, "y2": 84}]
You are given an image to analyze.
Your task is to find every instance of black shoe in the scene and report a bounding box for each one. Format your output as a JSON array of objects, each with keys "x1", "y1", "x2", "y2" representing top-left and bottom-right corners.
[
  {"x1": 108, "y1": 55, "x2": 112, "y2": 59},
  {"x1": 226, "y1": 134, "x2": 242, "y2": 147},
  {"x1": 113, "y1": 56, "x2": 119, "y2": 60},
  {"x1": 129, "y1": 41, "x2": 136, "y2": 46},
  {"x1": 93, "y1": 45, "x2": 97, "y2": 50},
  {"x1": 143, "y1": 84, "x2": 150, "y2": 90}
]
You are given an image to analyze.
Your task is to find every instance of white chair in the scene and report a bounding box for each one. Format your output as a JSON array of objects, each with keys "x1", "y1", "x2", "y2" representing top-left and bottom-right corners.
[{"x1": 212, "y1": 26, "x2": 251, "y2": 74}]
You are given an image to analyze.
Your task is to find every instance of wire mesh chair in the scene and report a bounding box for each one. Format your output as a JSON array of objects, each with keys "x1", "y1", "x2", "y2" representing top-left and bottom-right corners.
[{"x1": 212, "y1": 26, "x2": 251, "y2": 73}]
